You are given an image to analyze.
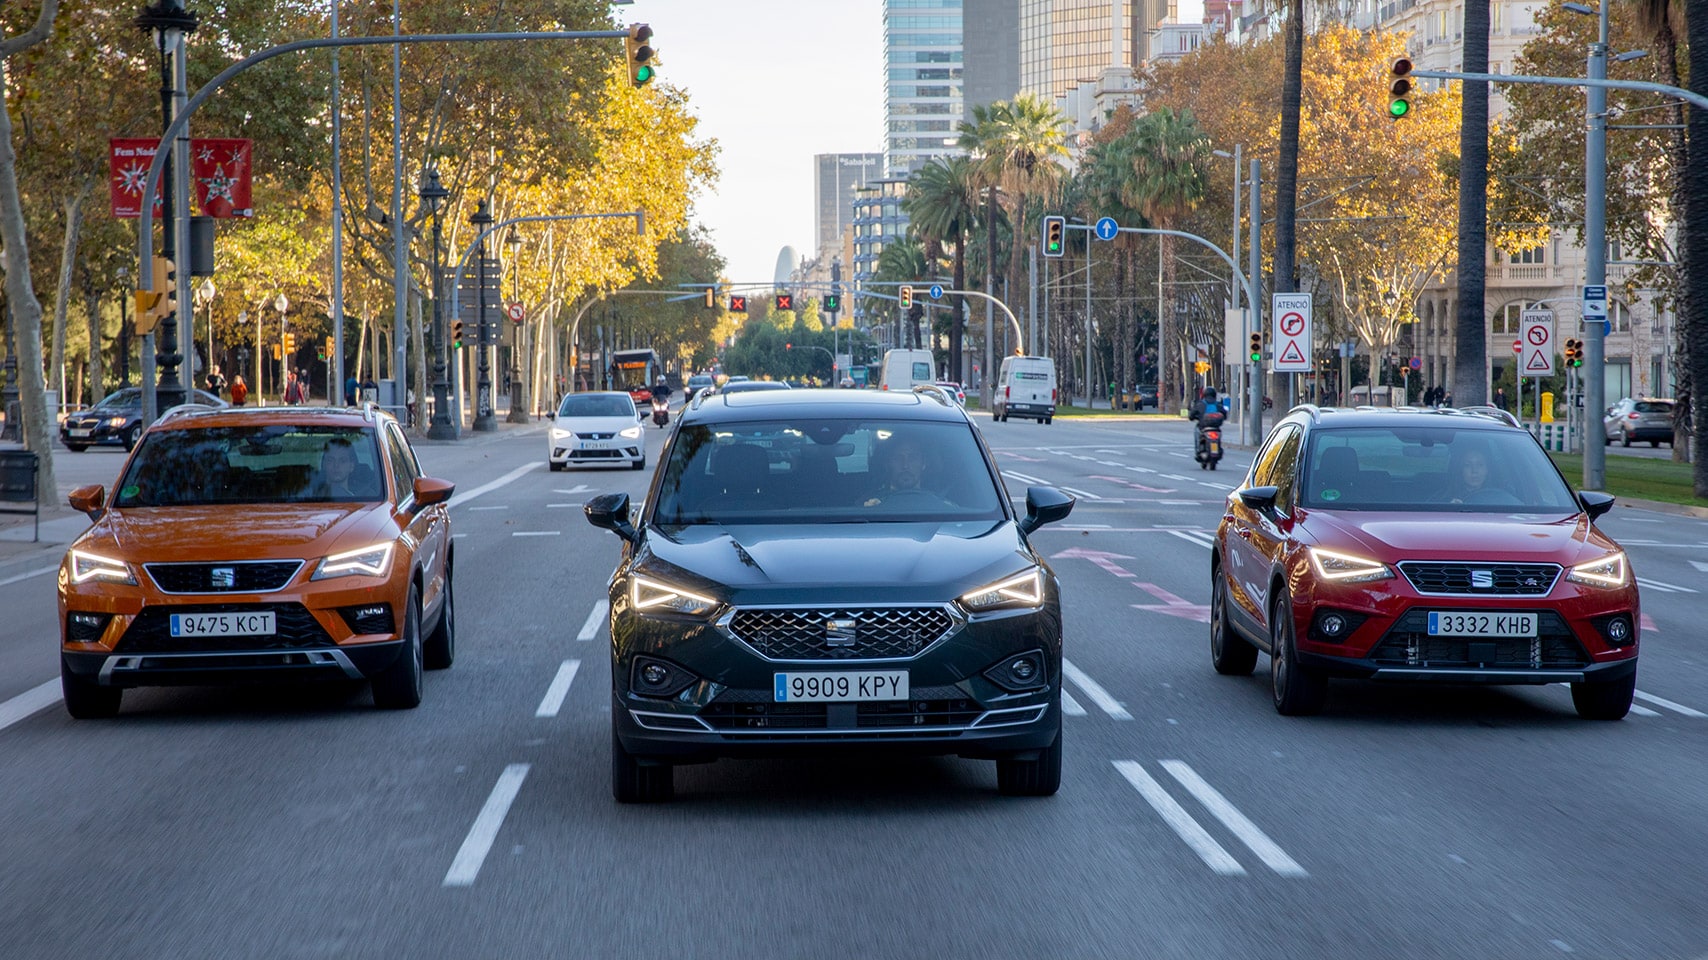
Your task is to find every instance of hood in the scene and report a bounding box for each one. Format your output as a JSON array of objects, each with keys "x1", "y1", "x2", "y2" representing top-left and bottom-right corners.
[
  {"x1": 641, "y1": 521, "x2": 1034, "y2": 603},
  {"x1": 81, "y1": 503, "x2": 397, "y2": 562},
  {"x1": 1302, "y1": 509, "x2": 1613, "y2": 564}
]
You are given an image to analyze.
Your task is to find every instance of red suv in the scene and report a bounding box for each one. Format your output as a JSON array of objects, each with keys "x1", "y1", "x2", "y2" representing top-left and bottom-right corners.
[{"x1": 1210, "y1": 406, "x2": 1638, "y2": 719}]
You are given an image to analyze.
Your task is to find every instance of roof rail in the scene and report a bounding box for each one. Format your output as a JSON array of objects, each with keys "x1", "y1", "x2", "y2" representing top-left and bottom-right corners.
[
  {"x1": 911, "y1": 384, "x2": 952, "y2": 407},
  {"x1": 361, "y1": 400, "x2": 378, "y2": 423},
  {"x1": 158, "y1": 402, "x2": 216, "y2": 423},
  {"x1": 1285, "y1": 403, "x2": 1322, "y2": 419}
]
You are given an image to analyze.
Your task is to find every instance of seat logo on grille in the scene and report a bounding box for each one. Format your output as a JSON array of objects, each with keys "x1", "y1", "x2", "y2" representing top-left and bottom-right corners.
[
  {"x1": 1470, "y1": 570, "x2": 1495, "y2": 589},
  {"x1": 824, "y1": 618, "x2": 858, "y2": 647},
  {"x1": 210, "y1": 567, "x2": 236, "y2": 589}
]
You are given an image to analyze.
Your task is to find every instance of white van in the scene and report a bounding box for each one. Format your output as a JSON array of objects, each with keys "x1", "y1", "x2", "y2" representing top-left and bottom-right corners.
[
  {"x1": 993, "y1": 355, "x2": 1058, "y2": 424},
  {"x1": 879, "y1": 349, "x2": 935, "y2": 392}
]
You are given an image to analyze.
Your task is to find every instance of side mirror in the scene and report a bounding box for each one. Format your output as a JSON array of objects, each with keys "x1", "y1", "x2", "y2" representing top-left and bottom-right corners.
[
  {"x1": 584, "y1": 491, "x2": 638, "y2": 543},
  {"x1": 1237, "y1": 485, "x2": 1279, "y2": 512},
  {"x1": 1579, "y1": 490, "x2": 1616, "y2": 521},
  {"x1": 68, "y1": 484, "x2": 105, "y2": 521},
  {"x1": 1018, "y1": 485, "x2": 1075, "y2": 534},
  {"x1": 413, "y1": 477, "x2": 456, "y2": 508}
]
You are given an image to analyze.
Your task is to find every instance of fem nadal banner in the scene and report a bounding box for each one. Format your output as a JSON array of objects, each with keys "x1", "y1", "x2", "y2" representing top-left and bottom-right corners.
[{"x1": 109, "y1": 137, "x2": 253, "y2": 218}]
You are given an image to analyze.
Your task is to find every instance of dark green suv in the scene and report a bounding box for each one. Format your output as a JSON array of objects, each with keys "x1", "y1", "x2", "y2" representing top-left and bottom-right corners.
[{"x1": 585, "y1": 389, "x2": 1075, "y2": 802}]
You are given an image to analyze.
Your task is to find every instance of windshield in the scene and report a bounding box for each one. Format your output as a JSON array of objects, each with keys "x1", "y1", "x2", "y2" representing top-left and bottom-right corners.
[
  {"x1": 1301, "y1": 426, "x2": 1579, "y2": 512},
  {"x1": 114, "y1": 425, "x2": 386, "y2": 507},
  {"x1": 559, "y1": 394, "x2": 636, "y2": 419},
  {"x1": 653, "y1": 419, "x2": 1005, "y2": 525},
  {"x1": 92, "y1": 390, "x2": 139, "y2": 411}
]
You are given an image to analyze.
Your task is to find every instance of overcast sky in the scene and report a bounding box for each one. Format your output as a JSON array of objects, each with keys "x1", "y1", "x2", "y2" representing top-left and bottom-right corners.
[{"x1": 621, "y1": 0, "x2": 885, "y2": 285}]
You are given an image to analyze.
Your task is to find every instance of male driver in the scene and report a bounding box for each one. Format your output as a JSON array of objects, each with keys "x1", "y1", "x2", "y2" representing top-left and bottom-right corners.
[{"x1": 319, "y1": 438, "x2": 362, "y2": 499}]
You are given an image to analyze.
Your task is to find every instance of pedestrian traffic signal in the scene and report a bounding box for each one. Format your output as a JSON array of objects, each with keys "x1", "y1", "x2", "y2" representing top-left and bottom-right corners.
[
  {"x1": 1389, "y1": 57, "x2": 1414, "y2": 119},
  {"x1": 729, "y1": 295, "x2": 747, "y2": 312},
  {"x1": 900, "y1": 285, "x2": 913, "y2": 309},
  {"x1": 451, "y1": 319, "x2": 465, "y2": 349},
  {"x1": 823, "y1": 293, "x2": 840, "y2": 313},
  {"x1": 1565, "y1": 338, "x2": 1583, "y2": 367},
  {"x1": 775, "y1": 293, "x2": 793, "y2": 311},
  {"x1": 625, "y1": 23, "x2": 656, "y2": 87},
  {"x1": 1248, "y1": 331, "x2": 1263, "y2": 363},
  {"x1": 1042, "y1": 215, "x2": 1066, "y2": 258},
  {"x1": 702, "y1": 286, "x2": 715, "y2": 308}
]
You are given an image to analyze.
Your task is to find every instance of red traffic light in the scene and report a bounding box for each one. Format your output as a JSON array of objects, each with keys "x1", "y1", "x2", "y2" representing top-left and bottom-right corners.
[
  {"x1": 729, "y1": 295, "x2": 747, "y2": 312},
  {"x1": 776, "y1": 294, "x2": 793, "y2": 311},
  {"x1": 785, "y1": 342, "x2": 792, "y2": 350}
]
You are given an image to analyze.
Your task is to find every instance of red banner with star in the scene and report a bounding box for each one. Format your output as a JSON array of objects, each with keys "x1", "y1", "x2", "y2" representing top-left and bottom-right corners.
[{"x1": 109, "y1": 137, "x2": 254, "y2": 219}]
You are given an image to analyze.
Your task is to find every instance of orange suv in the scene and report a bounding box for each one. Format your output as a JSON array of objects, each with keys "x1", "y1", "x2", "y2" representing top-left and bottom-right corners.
[{"x1": 57, "y1": 405, "x2": 456, "y2": 717}]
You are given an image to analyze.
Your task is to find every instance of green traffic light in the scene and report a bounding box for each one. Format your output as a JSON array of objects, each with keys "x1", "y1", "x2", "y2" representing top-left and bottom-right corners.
[
  {"x1": 636, "y1": 64, "x2": 655, "y2": 85},
  {"x1": 1389, "y1": 99, "x2": 1410, "y2": 119}
]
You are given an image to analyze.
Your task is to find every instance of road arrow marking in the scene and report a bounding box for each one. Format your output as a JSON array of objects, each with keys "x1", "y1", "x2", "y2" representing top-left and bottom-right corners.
[
  {"x1": 553, "y1": 485, "x2": 593, "y2": 495},
  {"x1": 1132, "y1": 582, "x2": 1212, "y2": 622},
  {"x1": 1050, "y1": 546, "x2": 1137, "y2": 578}
]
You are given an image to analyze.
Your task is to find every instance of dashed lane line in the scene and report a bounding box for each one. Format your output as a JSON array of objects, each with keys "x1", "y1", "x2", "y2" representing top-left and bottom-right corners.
[
  {"x1": 0, "y1": 680, "x2": 61, "y2": 735},
  {"x1": 442, "y1": 764, "x2": 531, "y2": 888},
  {"x1": 1062, "y1": 659, "x2": 1133, "y2": 720},
  {"x1": 447, "y1": 462, "x2": 542, "y2": 510},
  {"x1": 1112, "y1": 761, "x2": 1246, "y2": 877},
  {"x1": 1629, "y1": 704, "x2": 1662, "y2": 718},
  {"x1": 1167, "y1": 530, "x2": 1216, "y2": 550},
  {"x1": 512, "y1": 531, "x2": 562, "y2": 537},
  {"x1": 1059, "y1": 486, "x2": 1102, "y2": 500},
  {"x1": 535, "y1": 659, "x2": 581, "y2": 718},
  {"x1": 1061, "y1": 690, "x2": 1088, "y2": 717},
  {"x1": 0, "y1": 564, "x2": 57, "y2": 588},
  {"x1": 1160, "y1": 760, "x2": 1308, "y2": 877},
  {"x1": 1636, "y1": 576, "x2": 1697, "y2": 594},
  {"x1": 577, "y1": 600, "x2": 609, "y2": 642},
  {"x1": 1634, "y1": 690, "x2": 1708, "y2": 718}
]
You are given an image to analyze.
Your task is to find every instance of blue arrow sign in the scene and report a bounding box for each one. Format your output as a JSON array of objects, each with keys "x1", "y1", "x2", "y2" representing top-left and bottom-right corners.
[
  {"x1": 928, "y1": 284, "x2": 944, "y2": 300},
  {"x1": 1094, "y1": 216, "x2": 1119, "y2": 241}
]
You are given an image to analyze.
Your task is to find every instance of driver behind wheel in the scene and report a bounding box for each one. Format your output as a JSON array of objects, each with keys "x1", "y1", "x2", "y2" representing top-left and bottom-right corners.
[
  {"x1": 1444, "y1": 442, "x2": 1503, "y2": 504},
  {"x1": 864, "y1": 433, "x2": 931, "y2": 507}
]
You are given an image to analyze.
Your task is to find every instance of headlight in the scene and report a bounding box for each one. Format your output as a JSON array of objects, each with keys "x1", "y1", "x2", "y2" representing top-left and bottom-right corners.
[
  {"x1": 312, "y1": 542, "x2": 395, "y2": 580},
  {"x1": 620, "y1": 425, "x2": 643, "y2": 439},
  {"x1": 107, "y1": 416, "x2": 127, "y2": 427},
  {"x1": 960, "y1": 567, "x2": 1045, "y2": 612},
  {"x1": 1568, "y1": 552, "x2": 1628, "y2": 588},
  {"x1": 1307, "y1": 547, "x2": 1393, "y2": 583},
  {"x1": 630, "y1": 575, "x2": 720, "y2": 617},
  {"x1": 69, "y1": 549, "x2": 135, "y2": 585},
  {"x1": 550, "y1": 427, "x2": 573, "y2": 439}
]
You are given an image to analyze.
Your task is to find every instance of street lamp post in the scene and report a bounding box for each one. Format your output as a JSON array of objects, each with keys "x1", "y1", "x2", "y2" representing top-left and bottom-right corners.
[
  {"x1": 505, "y1": 228, "x2": 527, "y2": 424},
  {"x1": 275, "y1": 292, "x2": 289, "y2": 403},
  {"x1": 471, "y1": 200, "x2": 496, "y2": 432},
  {"x1": 1565, "y1": 0, "x2": 1610, "y2": 490},
  {"x1": 420, "y1": 169, "x2": 455, "y2": 439},
  {"x1": 116, "y1": 266, "x2": 131, "y2": 388},
  {"x1": 195, "y1": 276, "x2": 215, "y2": 390}
]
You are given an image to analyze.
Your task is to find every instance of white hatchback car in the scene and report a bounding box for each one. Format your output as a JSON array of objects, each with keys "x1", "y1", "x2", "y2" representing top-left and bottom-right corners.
[{"x1": 548, "y1": 392, "x2": 647, "y2": 471}]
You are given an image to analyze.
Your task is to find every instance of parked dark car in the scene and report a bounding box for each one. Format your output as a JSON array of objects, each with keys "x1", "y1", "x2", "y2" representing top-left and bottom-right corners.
[
  {"x1": 584, "y1": 389, "x2": 1076, "y2": 802},
  {"x1": 1135, "y1": 383, "x2": 1159, "y2": 410},
  {"x1": 60, "y1": 387, "x2": 228, "y2": 452}
]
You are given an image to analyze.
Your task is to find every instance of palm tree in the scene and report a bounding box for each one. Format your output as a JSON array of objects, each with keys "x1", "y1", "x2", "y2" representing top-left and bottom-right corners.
[
  {"x1": 1274, "y1": 0, "x2": 1305, "y2": 301},
  {"x1": 1113, "y1": 109, "x2": 1210, "y2": 411},
  {"x1": 905, "y1": 156, "x2": 979, "y2": 381},
  {"x1": 1686, "y1": 4, "x2": 1708, "y2": 493},
  {"x1": 874, "y1": 237, "x2": 930, "y2": 349},
  {"x1": 1453, "y1": 0, "x2": 1493, "y2": 408}
]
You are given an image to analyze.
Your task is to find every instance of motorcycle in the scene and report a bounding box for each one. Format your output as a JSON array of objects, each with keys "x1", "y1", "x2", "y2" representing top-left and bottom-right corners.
[
  {"x1": 1194, "y1": 410, "x2": 1225, "y2": 471},
  {"x1": 650, "y1": 395, "x2": 670, "y2": 428}
]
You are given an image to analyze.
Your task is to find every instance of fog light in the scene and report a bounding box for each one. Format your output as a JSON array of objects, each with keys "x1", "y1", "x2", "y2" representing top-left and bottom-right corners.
[
  {"x1": 641, "y1": 663, "x2": 669, "y2": 686},
  {"x1": 1606, "y1": 617, "x2": 1631, "y2": 643},
  {"x1": 630, "y1": 656, "x2": 697, "y2": 698},
  {"x1": 1009, "y1": 657, "x2": 1038, "y2": 682},
  {"x1": 66, "y1": 612, "x2": 111, "y2": 643},
  {"x1": 1320, "y1": 614, "x2": 1347, "y2": 638},
  {"x1": 983, "y1": 649, "x2": 1048, "y2": 692}
]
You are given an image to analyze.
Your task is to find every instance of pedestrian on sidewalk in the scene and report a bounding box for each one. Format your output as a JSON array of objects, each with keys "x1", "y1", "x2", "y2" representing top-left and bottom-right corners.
[{"x1": 230, "y1": 376, "x2": 249, "y2": 406}]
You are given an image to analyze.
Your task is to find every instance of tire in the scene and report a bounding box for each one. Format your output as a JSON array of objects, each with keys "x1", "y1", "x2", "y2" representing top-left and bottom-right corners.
[
  {"x1": 996, "y1": 713, "x2": 1063, "y2": 797},
  {"x1": 61, "y1": 659, "x2": 121, "y2": 719},
  {"x1": 1572, "y1": 671, "x2": 1635, "y2": 720},
  {"x1": 1270, "y1": 589, "x2": 1327, "y2": 716},
  {"x1": 612, "y1": 723, "x2": 674, "y2": 803},
  {"x1": 371, "y1": 586, "x2": 424, "y2": 709},
  {"x1": 548, "y1": 460, "x2": 565, "y2": 472},
  {"x1": 1044, "y1": 417, "x2": 1052, "y2": 425},
  {"x1": 1210, "y1": 567, "x2": 1258, "y2": 676},
  {"x1": 123, "y1": 424, "x2": 143, "y2": 451},
  {"x1": 1200, "y1": 460, "x2": 1209, "y2": 470},
  {"x1": 64, "y1": 443, "x2": 88, "y2": 453},
  {"x1": 423, "y1": 567, "x2": 455, "y2": 670},
  {"x1": 1650, "y1": 440, "x2": 1660, "y2": 448},
  {"x1": 631, "y1": 457, "x2": 646, "y2": 471},
  {"x1": 1209, "y1": 459, "x2": 1219, "y2": 471},
  {"x1": 1622, "y1": 432, "x2": 1632, "y2": 447},
  {"x1": 1603, "y1": 435, "x2": 1611, "y2": 446}
]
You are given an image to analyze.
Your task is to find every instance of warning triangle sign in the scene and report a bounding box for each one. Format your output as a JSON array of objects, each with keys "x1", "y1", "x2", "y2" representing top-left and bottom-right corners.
[
  {"x1": 1279, "y1": 340, "x2": 1306, "y2": 364},
  {"x1": 1525, "y1": 350, "x2": 1552, "y2": 371}
]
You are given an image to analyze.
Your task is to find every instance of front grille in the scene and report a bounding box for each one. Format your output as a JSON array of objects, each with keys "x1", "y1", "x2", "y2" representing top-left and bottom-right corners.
[
  {"x1": 576, "y1": 432, "x2": 616, "y2": 440},
  {"x1": 1398, "y1": 561, "x2": 1561, "y2": 597},
  {"x1": 699, "y1": 698, "x2": 983, "y2": 731},
  {"x1": 725, "y1": 606, "x2": 956, "y2": 661},
  {"x1": 569, "y1": 449, "x2": 623, "y2": 459},
  {"x1": 145, "y1": 561, "x2": 304, "y2": 594},
  {"x1": 1369, "y1": 609, "x2": 1590, "y2": 669},
  {"x1": 114, "y1": 603, "x2": 334, "y2": 653}
]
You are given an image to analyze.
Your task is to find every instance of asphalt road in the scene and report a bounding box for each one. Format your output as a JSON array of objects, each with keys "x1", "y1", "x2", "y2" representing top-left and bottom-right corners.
[{"x1": 3, "y1": 411, "x2": 1707, "y2": 960}]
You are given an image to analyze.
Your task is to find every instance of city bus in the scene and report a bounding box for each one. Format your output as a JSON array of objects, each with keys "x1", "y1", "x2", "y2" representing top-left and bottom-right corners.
[{"x1": 609, "y1": 348, "x2": 660, "y2": 404}]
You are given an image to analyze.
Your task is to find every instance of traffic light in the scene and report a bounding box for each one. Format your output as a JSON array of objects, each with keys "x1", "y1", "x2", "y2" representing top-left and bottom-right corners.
[
  {"x1": 283, "y1": 331, "x2": 296, "y2": 355},
  {"x1": 134, "y1": 256, "x2": 173, "y2": 335},
  {"x1": 1389, "y1": 57, "x2": 1414, "y2": 120},
  {"x1": 1042, "y1": 215, "x2": 1066, "y2": 258},
  {"x1": 321, "y1": 336, "x2": 333, "y2": 360},
  {"x1": 451, "y1": 319, "x2": 465, "y2": 349},
  {"x1": 1248, "y1": 331, "x2": 1263, "y2": 363},
  {"x1": 272, "y1": 344, "x2": 282, "y2": 361},
  {"x1": 824, "y1": 293, "x2": 840, "y2": 313},
  {"x1": 703, "y1": 286, "x2": 715, "y2": 309},
  {"x1": 625, "y1": 23, "x2": 656, "y2": 87},
  {"x1": 1565, "y1": 338, "x2": 1583, "y2": 368},
  {"x1": 900, "y1": 285, "x2": 913, "y2": 309},
  {"x1": 785, "y1": 342, "x2": 793, "y2": 350},
  {"x1": 775, "y1": 293, "x2": 793, "y2": 311},
  {"x1": 729, "y1": 295, "x2": 747, "y2": 312}
]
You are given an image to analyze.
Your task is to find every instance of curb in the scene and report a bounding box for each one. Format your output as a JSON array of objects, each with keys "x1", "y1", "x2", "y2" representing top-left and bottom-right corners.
[{"x1": 1611, "y1": 496, "x2": 1708, "y2": 520}]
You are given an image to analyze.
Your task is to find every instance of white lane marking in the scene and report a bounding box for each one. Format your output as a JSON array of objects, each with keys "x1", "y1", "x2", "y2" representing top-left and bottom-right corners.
[
  {"x1": 1690, "y1": 560, "x2": 1708, "y2": 573},
  {"x1": 0, "y1": 564, "x2": 57, "y2": 588},
  {"x1": 577, "y1": 600, "x2": 609, "y2": 642},
  {"x1": 1061, "y1": 690, "x2": 1087, "y2": 717},
  {"x1": 1168, "y1": 530, "x2": 1216, "y2": 549},
  {"x1": 512, "y1": 531, "x2": 561, "y2": 537},
  {"x1": 1160, "y1": 474, "x2": 1191, "y2": 481},
  {"x1": 1160, "y1": 760, "x2": 1308, "y2": 877},
  {"x1": 546, "y1": 503, "x2": 581, "y2": 509},
  {"x1": 1062, "y1": 659, "x2": 1132, "y2": 720},
  {"x1": 1112, "y1": 761, "x2": 1246, "y2": 876},
  {"x1": 1549, "y1": 940, "x2": 1575, "y2": 953},
  {"x1": 451, "y1": 533, "x2": 469, "y2": 539},
  {"x1": 1628, "y1": 703, "x2": 1661, "y2": 718},
  {"x1": 448, "y1": 462, "x2": 543, "y2": 510},
  {"x1": 1633, "y1": 690, "x2": 1707, "y2": 718},
  {"x1": 1060, "y1": 486, "x2": 1101, "y2": 500},
  {"x1": 1003, "y1": 470, "x2": 1045, "y2": 486},
  {"x1": 0, "y1": 680, "x2": 62, "y2": 734},
  {"x1": 1621, "y1": 518, "x2": 1660, "y2": 523},
  {"x1": 1158, "y1": 500, "x2": 1202, "y2": 506},
  {"x1": 1096, "y1": 460, "x2": 1126, "y2": 467},
  {"x1": 443, "y1": 764, "x2": 531, "y2": 887},
  {"x1": 1636, "y1": 576, "x2": 1697, "y2": 594},
  {"x1": 553, "y1": 485, "x2": 593, "y2": 495},
  {"x1": 1125, "y1": 466, "x2": 1157, "y2": 474},
  {"x1": 1199, "y1": 481, "x2": 1235, "y2": 490},
  {"x1": 535, "y1": 659, "x2": 581, "y2": 718}
]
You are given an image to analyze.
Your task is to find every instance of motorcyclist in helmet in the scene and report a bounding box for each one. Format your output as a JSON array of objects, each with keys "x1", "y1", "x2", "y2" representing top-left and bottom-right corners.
[{"x1": 649, "y1": 377, "x2": 673, "y2": 404}]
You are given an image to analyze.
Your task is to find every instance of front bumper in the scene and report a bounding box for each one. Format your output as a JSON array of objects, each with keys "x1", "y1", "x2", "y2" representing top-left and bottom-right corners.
[
  {"x1": 60, "y1": 422, "x2": 124, "y2": 445},
  {"x1": 612, "y1": 603, "x2": 1063, "y2": 761},
  {"x1": 63, "y1": 639, "x2": 407, "y2": 687},
  {"x1": 1295, "y1": 649, "x2": 1636, "y2": 685},
  {"x1": 548, "y1": 434, "x2": 644, "y2": 466}
]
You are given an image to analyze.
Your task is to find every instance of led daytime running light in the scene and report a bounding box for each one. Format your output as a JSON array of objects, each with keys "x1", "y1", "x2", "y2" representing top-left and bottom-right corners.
[
  {"x1": 1568, "y1": 552, "x2": 1628, "y2": 588},
  {"x1": 1308, "y1": 547, "x2": 1393, "y2": 583},
  {"x1": 961, "y1": 568, "x2": 1045, "y2": 611},
  {"x1": 69, "y1": 549, "x2": 134, "y2": 584},
  {"x1": 631, "y1": 575, "x2": 719, "y2": 616},
  {"x1": 314, "y1": 542, "x2": 395, "y2": 580}
]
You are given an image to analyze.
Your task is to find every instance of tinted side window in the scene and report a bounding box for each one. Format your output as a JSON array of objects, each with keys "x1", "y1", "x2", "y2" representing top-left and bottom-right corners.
[
  {"x1": 1270, "y1": 430, "x2": 1304, "y2": 512},
  {"x1": 1251, "y1": 424, "x2": 1299, "y2": 487},
  {"x1": 384, "y1": 424, "x2": 421, "y2": 502}
]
